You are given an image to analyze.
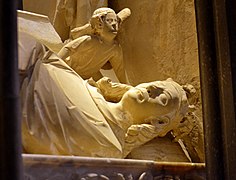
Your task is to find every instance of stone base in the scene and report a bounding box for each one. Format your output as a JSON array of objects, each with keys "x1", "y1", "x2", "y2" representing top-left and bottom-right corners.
[{"x1": 23, "y1": 154, "x2": 205, "y2": 179}]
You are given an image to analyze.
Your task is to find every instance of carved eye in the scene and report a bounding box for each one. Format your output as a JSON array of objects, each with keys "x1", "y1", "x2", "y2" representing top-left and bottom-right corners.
[
  {"x1": 106, "y1": 19, "x2": 112, "y2": 23},
  {"x1": 106, "y1": 18, "x2": 117, "y2": 24}
]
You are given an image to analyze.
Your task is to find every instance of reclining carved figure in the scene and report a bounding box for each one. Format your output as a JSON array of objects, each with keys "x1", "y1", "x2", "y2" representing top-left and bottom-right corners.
[
  {"x1": 21, "y1": 53, "x2": 189, "y2": 158},
  {"x1": 19, "y1": 9, "x2": 190, "y2": 159}
]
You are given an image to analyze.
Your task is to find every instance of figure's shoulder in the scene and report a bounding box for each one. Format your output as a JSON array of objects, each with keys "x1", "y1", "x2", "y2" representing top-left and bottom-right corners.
[{"x1": 64, "y1": 35, "x2": 93, "y2": 49}]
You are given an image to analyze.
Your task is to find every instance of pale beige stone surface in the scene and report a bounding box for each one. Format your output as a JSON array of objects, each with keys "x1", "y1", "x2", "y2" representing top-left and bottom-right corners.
[
  {"x1": 57, "y1": 7, "x2": 130, "y2": 83},
  {"x1": 23, "y1": 0, "x2": 57, "y2": 20},
  {"x1": 24, "y1": 0, "x2": 108, "y2": 40},
  {"x1": 127, "y1": 136, "x2": 190, "y2": 162},
  {"x1": 111, "y1": 0, "x2": 199, "y2": 86},
  {"x1": 18, "y1": 11, "x2": 63, "y2": 53},
  {"x1": 19, "y1": 10, "x2": 190, "y2": 159},
  {"x1": 19, "y1": 1, "x2": 204, "y2": 162},
  {"x1": 21, "y1": 54, "x2": 189, "y2": 158},
  {"x1": 110, "y1": 0, "x2": 204, "y2": 162}
]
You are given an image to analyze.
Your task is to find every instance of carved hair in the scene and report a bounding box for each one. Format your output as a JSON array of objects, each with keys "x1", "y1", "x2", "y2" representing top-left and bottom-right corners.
[
  {"x1": 70, "y1": 7, "x2": 131, "y2": 39},
  {"x1": 93, "y1": 7, "x2": 116, "y2": 16}
]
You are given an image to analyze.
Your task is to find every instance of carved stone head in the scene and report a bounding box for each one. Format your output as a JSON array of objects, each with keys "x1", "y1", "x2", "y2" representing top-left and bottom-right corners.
[
  {"x1": 120, "y1": 78, "x2": 189, "y2": 137},
  {"x1": 70, "y1": 7, "x2": 131, "y2": 40},
  {"x1": 90, "y1": 7, "x2": 131, "y2": 38}
]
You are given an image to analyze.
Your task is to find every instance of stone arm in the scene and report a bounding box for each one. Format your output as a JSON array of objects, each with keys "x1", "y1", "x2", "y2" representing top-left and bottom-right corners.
[
  {"x1": 57, "y1": 46, "x2": 70, "y2": 60},
  {"x1": 109, "y1": 46, "x2": 127, "y2": 84},
  {"x1": 70, "y1": 24, "x2": 94, "y2": 40},
  {"x1": 57, "y1": 36, "x2": 89, "y2": 61}
]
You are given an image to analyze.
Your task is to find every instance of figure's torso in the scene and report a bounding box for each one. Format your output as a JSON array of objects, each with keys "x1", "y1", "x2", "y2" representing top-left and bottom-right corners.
[{"x1": 67, "y1": 35, "x2": 120, "y2": 79}]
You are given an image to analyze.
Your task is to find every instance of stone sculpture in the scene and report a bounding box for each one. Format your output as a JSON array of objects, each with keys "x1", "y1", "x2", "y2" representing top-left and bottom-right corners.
[
  {"x1": 53, "y1": 0, "x2": 108, "y2": 40},
  {"x1": 21, "y1": 52, "x2": 189, "y2": 158},
  {"x1": 19, "y1": 9, "x2": 191, "y2": 160},
  {"x1": 58, "y1": 7, "x2": 131, "y2": 83},
  {"x1": 111, "y1": 1, "x2": 205, "y2": 162}
]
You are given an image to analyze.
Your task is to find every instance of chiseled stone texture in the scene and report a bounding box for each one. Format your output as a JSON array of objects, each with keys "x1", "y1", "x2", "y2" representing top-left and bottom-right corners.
[
  {"x1": 111, "y1": 0, "x2": 204, "y2": 162},
  {"x1": 111, "y1": 0, "x2": 199, "y2": 86}
]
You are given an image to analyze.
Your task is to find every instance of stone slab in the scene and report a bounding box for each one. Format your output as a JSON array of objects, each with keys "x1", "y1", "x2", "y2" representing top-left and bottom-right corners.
[{"x1": 23, "y1": 154, "x2": 205, "y2": 179}]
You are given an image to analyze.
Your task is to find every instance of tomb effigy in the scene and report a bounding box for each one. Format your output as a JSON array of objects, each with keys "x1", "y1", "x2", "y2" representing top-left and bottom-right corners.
[{"x1": 19, "y1": 1, "x2": 205, "y2": 179}]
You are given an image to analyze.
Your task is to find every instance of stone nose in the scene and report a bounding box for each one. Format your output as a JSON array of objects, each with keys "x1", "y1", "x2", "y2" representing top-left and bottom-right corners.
[{"x1": 112, "y1": 24, "x2": 118, "y2": 31}]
